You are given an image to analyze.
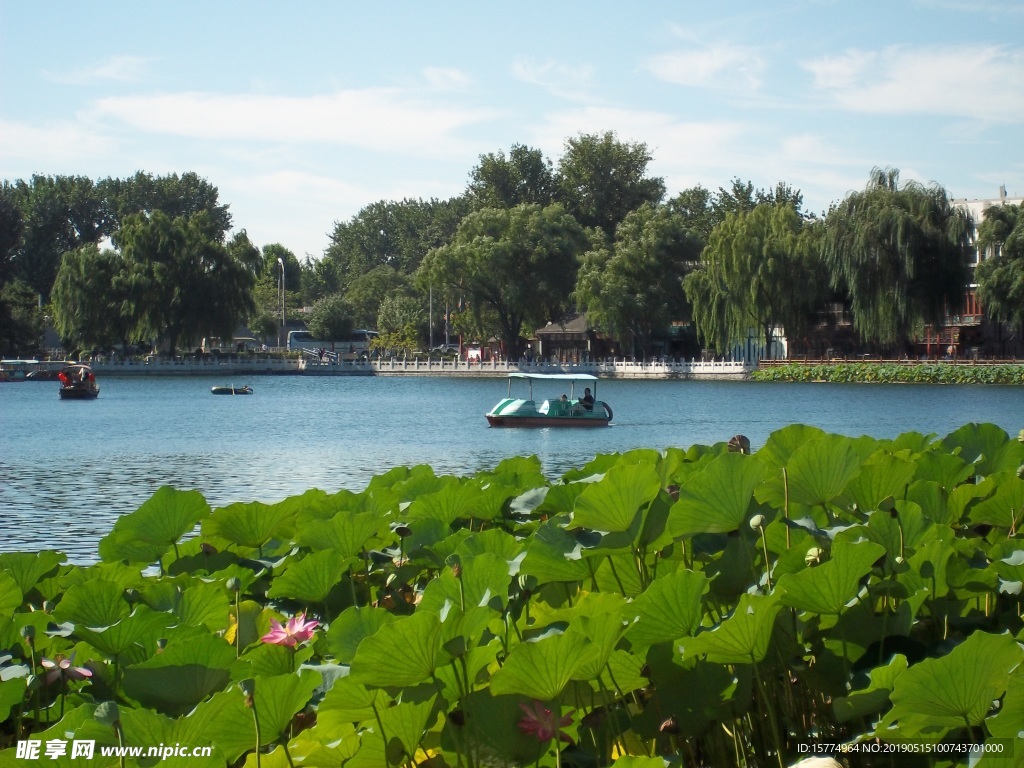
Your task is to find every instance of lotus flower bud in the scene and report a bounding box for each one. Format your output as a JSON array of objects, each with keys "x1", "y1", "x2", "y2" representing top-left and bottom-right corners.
[
  {"x1": 393, "y1": 524, "x2": 412, "y2": 538},
  {"x1": 124, "y1": 588, "x2": 139, "y2": 604},
  {"x1": 94, "y1": 701, "x2": 121, "y2": 727},
  {"x1": 749, "y1": 514, "x2": 766, "y2": 531},
  {"x1": 805, "y1": 547, "x2": 824, "y2": 566},
  {"x1": 226, "y1": 577, "x2": 241, "y2": 592},
  {"x1": 238, "y1": 678, "x2": 256, "y2": 707},
  {"x1": 41, "y1": 600, "x2": 55, "y2": 613},
  {"x1": 20, "y1": 625, "x2": 35, "y2": 643}
]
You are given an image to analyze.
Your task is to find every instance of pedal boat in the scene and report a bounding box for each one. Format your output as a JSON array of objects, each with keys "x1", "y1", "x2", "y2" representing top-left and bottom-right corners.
[{"x1": 485, "y1": 373, "x2": 612, "y2": 427}]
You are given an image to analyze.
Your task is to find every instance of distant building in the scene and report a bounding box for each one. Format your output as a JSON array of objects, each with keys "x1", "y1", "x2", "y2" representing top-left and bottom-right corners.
[{"x1": 944, "y1": 186, "x2": 1024, "y2": 358}]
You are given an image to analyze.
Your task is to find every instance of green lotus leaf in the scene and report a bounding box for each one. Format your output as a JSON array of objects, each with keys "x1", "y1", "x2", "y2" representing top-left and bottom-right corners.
[
  {"x1": 235, "y1": 640, "x2": 315, "y2": 678},
  {"x1": 623, "y1": 570, "x2": 708, "y2": 649},
  {"x1": 860, "y1": 502, "x2": 930, "y2": 564},
  {"x1": 296, "y1": 510, "x2": 384, "y2": 557},
  {"x1": 0, "y1": 550, "x2": 63, "y2": 597},
  {"x1": 188, "y1": 671, "x2": 320, "y2": 756},
  {"x1": 122, "y1": 633, "x2": 236, "y2": 716},
  {"x1": 374, "y1": 694, "x2": 437, "y2": 765},
  {"x1": 778, "y1": 540, "x2": 885, "y2": 615},
  {"x1": 757, "y1": 424, "x2": 828, "y2": 470},
  {"x1": 786, "y1": 434, "x2": 862, "y2": 508},
  {"x1": 0, "y1": 572, "x2": 22, "y2": 617},
  {"x1": 942, "y1": 422, "x2": 1024, "y2": 478},
  {"x1": 75, "y1": 605, "x2": 175, "y2": 657},
  {"x1": 833, "y1": 654, "x2": 908, "y2": 723},
  {"x1": 403, "y1": 480, "x2": 478, "y2": 526},
  {"x1": 489, "y1": 627, "x2": 595, "y2": 699},
  {"x1": 571, "y1": 463, "x2": 661, "y2": 534},
  {"x1": 0, "y1": 676, "x2": 26, "y2": 722},
  {"x1": 419, "y1": 552, "x2": 512, "y2": 614},
  {"x1": 454, "y1": 528, "x2": 525, "y2": 564},
  {"x1": 898, "y1": 537, "x2": 956, "y2": 600},
  {"x1": 462, "y1": 479, "x2": 521, "y2": 522},
  {"x1": 488, "y1": 454, "x2": 546, "y2": 482},
  {"x1": 567, "y1": 592, "x2": 630, "y2": 679},
  {"x1": 947, "y1": 476, "x2": 996, "y2": 525},
  {"x1": 967, "y1": 473, "x2": 1024, "y2": 530},
  {"x1": 349, "y1": 611, "x2": 442, "y2": 688},
  {"x1": 203, "y1": 499, "x2": 296, "y2": 550},
  {"x1": 458, "y1": 691, "x2": 552, "y2": 765},
  {"x1": 388, "y1": 467, "x2": 451, "y2": 502},
  {"x1": 986, "y1": 668, "x2": 1024, "y2": 739},
  {"x1": 883, "y1": 631, "x2": 1023, "y2": 730},
  {"x1": 266, "y1": 548, "x2": 346, "y2": 604},
  {"x1": 560, "y1": 452, "x2": 620, "y2": 482},
  {"x1": 670, "y1": 452, "x2": 766, "y2": 535},
  {"x1": 681, "y1": 592, "x2": 782, "y2": 664},
  {"x1": 844, "y1": 454, "x2": 917, "y2": 513},
  {"x1": 913, "y1": 451, "x2": 973, "y2": 490},
  {"x1": 72, "y1": 704, "x2": 222, "y2": 768},
  {"x1": 638, "y1": 647, "x2": 741, "y2": 739},
  {"x1": 325, "y1": 606, "x2": 399, "y2": 664},
  {"x1": 316, "y1": 674, "x2": 388, "y2": 727},
  {"x1": 98, "y1": 486, "x2": 210, "y2": 564},
  {"x1": 174, "y1": 580, "x2": 230, "y2": 631},
  {"x1": 610, "y1": 757, "x2": 674, "y2": 767},
  {"x1": 55, "y1": 579, "x2": 131, "y2": 627},
  {"x1": 520, "y1": 519, "x2": 591, "y2": 584}
]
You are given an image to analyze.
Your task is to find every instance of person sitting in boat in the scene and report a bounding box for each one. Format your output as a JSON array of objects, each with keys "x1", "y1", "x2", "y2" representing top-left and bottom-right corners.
[
  {"x1": 560, "y1": 394, "x2": 568, "y2": 401},
  {"x1": 579, "y1": 387, "x2": 595, "y2": 411}
]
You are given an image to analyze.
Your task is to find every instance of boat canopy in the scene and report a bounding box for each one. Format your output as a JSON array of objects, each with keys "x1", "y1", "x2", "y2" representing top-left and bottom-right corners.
[{"x1": 507, "y1": 372, "x2": 598, "y2": 381}]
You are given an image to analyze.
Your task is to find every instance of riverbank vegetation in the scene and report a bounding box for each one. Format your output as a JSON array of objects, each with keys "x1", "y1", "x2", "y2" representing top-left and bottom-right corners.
[
  {"x1": 752, "y1": 362, "x2": 1024, "y2": 385},
  {"x1": 2, "y1": 423, "x2": 1022, "y2": 766},
  {"x1": 3, "y1": 139, "x2": 1023, "y2": 365}
]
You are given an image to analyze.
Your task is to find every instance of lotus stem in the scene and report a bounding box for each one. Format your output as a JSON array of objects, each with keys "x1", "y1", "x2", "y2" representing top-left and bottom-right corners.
[{"x1": 752, "y1": 659, "x2": 785, "y2": 768}]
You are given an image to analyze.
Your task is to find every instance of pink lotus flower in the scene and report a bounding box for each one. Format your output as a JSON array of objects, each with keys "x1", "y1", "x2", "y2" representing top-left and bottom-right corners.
[
  {"x1": 517, "y1": 701, "x2": 574, "y2": 744},
  {"x1": 41, "y1": 654, "x2": 92, "y2": 685},
  {"x1": 260, "y1": 613, "x2": 319, "y2": 647}
]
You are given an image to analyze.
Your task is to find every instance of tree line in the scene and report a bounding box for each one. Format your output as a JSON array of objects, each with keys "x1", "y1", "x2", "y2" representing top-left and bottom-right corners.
[{"x1": 2, "y1": 134, "x2": 1022, "y2": 359}]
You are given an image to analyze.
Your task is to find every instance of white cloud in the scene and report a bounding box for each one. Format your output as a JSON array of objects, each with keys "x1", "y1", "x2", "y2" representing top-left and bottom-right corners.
[
  {"x1": 643, "y1": 44, "x2": 765, "y2": 91},
  {"x1": 89, "y1": 88, "x2": 501, "y2": 157},
  {"x1": 511, "y1": 57, "x2": 594, "y2": 101},
  {"x1": 0, "y1": 119, "x2": 113, "y2": 170},
  {"x1": 803, "y1": 45, "x2": 1024, "y2": 121},
  {"x1": 44, "y1": 55, "x2": 154, "y2": 85},
  {"x1": 423, "y1": 67, "x2": 473, "y2": 91}
]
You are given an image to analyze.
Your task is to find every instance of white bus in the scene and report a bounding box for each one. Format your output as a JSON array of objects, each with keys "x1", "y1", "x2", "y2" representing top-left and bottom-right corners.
[{"x1": 287, "y1": 329, "x2": 379, "y2": 359}]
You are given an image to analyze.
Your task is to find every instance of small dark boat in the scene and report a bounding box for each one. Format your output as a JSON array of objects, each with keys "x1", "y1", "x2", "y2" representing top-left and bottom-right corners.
[
  {"x1": 211, "y1": 385, "x2": 253, "y2": 395},
  {"x1": 58, "y1": 365, "x2": 99, "y2": 400}
]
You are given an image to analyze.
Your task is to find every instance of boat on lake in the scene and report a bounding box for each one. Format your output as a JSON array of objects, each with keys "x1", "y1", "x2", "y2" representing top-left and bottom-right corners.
[
  {"x1": 211, "y1": 385, "x2": 253, "y2": 395},
  {"x1": 58, "y1": 364, "x2": 99, "y2": 400},
  {"x1": 485, "y1": 373, "x2": 612, "y2": 427}
]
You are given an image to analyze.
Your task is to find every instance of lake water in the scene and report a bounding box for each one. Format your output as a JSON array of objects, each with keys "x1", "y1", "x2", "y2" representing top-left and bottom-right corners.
[{"x1": 2, "y1": 374, "x2": 1022, "y2": 560}]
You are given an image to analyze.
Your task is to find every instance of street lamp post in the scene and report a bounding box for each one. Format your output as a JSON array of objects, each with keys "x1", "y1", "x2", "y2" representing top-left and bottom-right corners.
[{"x1": 277, "y1": 258, "x2": 285, "y2": 349}]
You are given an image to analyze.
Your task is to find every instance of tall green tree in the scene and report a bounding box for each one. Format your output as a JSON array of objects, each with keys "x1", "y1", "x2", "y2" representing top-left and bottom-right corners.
[
  {"x1": 823, "y1": 168, "x2": 972, "y2": 348},
  {"x1": 306, "y1": 293, "x2": 355, "y2": 348},
  {"x1": 100, "y1": 171, "x2": 231, "y2": 236},
  {"x1": 668, "y1": 186, "x2": 717, "y2": 245},
  {"x1": 8, "y1": 174, "x2": 110, "y2": 301},
  {"x1": 555, "y1": 131, "x2": 665, "y2": 236},
  {"x1": 344, "y1": 265, "x2": 412, "y2": 328},
  {"x1": 323, "y1": 197, "x2": 470, "y2": 293},
  {"x1": 685, "y1": 203, "x2": 825, "y2": 355},
  {"x1": 114, "y1": 211, "x2": 255, "y2": 355},
  {"x1": 419, "y1": 203, "x2": 589, "y2": 357},
  {"x1": 575, "y1": 204, "x2": 702, "y2": 356},
  {"x1": 975, "y1": 203, "x2": 1024, "y2": 326},
  {"x1": 467, "y1": 144, "x2": 556, "y2": 209}
]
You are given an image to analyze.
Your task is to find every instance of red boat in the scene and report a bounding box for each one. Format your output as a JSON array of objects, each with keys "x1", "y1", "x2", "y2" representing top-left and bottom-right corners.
[{"x1": 58, "y1": 365, "x2": 99, "y2": 400}]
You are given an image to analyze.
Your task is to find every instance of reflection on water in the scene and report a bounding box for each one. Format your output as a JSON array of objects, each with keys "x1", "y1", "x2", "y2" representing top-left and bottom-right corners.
[{"x1": 2, "y1": 374, "x2": 1022, "y2": 560}]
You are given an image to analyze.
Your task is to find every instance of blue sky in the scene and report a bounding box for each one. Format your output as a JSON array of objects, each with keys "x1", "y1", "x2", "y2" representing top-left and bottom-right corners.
[{"x1": 2, "y1": 1, "x2": 1022, "y2": 259}]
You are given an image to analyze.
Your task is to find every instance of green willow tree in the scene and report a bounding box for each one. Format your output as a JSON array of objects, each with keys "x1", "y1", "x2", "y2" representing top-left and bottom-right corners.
[
  {"x1": 51, "y1": 244, "x2": 136, "y2": 354},
  {"x1": 114, "y1": 210, "x2": 255, "y2": 355},
  {"x1": 575, "y1": 203, "x2": 702, "y2": 356},
  {"x1": 823, "y1": 167, "x2": 972, "y2": 348},
  {"x1": 975, "y1": 203, "x2": 1024, "y2": 327},
  {"x1": 419, "y1": 203, "x2": 589, "y2": 357},
  {"x1": 685, "y1": 203, "x2": 825, "y2": 355}
]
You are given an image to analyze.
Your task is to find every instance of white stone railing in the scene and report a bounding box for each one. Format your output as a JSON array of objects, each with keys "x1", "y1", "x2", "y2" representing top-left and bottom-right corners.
[{"x1": 78, "y1": 356, "x2": 753, "y2": 378}]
